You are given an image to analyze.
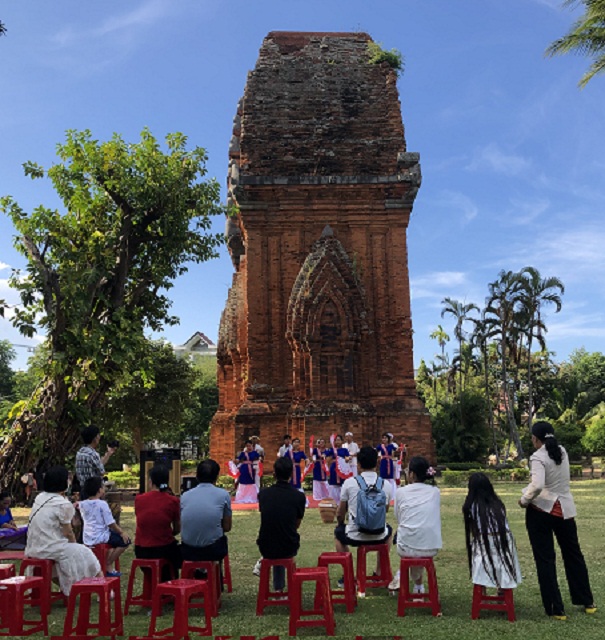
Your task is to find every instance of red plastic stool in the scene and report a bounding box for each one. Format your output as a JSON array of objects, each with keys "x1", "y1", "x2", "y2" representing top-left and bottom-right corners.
[
  {"x1": 20, "y1": 557, "x2": 66, "y2": 614},
  {"x1": 289, "y1": 567, "x2": 335, "y2": 636},
  {"x1": 397, "y1": 557, "x2": 441, "y2": 617},
  {"x1": 0, "y1": 564, "x2": 15, "y2": 579},
  {"x1": 125, "y1": 558, "x2": 175, "y2": 613},
  {"x1": 0, "y1": 576, "x2": 48, "y2": 636},
  {"x1": 181, "y1": 560, "x2": 221, "y2": 617},
  {"x1": 471, "y1": 584, "x2": 516, "y2": 622},
  {"x1": 223, "y1": 553, "x2": 233, "y2": 593},
  {"x1": 317, "y1": 551, "x2": 356, "y2": 612},
  {"x1": 256, "y1": 558, "x2": 296, "y2": 614},
  {"x1": 62, "y1": 576, "x2": 123, "y2": 638},
  {"x1": 356, "y1": 543, "x2": 393, "y2": 596},
  {"x1": 89, "y1": 543, "x2": 120, "y2": 575},
  {"x1": 147, "y1": 578, "x2": 212, "y2": 638}
]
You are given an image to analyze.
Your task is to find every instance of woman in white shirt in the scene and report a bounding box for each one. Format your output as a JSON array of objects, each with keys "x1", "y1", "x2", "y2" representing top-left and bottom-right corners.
[
  {"x1": 25, "y1": 466, "x2": 102, "y2": 595},
  {"x1": 389, "y1": 456, "x2": 441, "y2": 593},
  {"x1": 519, "y1": 421, "x2": 596, "y2": 619}
]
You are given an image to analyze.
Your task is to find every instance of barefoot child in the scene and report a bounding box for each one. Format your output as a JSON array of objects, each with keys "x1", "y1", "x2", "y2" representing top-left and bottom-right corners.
[
  {"x1": 462, "y1": 472, "x2": 521, "y2": 590},
  {"x1": 79, "y1": 476, "x2": 131, "y2": 575}
]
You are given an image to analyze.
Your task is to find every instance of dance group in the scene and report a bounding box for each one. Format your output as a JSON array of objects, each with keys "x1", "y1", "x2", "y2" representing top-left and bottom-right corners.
[
  {"x1": 6, "y1": 420, "x2": 596, "y2": 625},
  {"x1": 230, "y1": 431, "x2": 405, "y2": 505}
]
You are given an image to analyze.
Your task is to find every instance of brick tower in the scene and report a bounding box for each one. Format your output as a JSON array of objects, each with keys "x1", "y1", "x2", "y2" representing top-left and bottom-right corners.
[{"x1": 210, "y1": 31, "x2": 433, "y2": 464}]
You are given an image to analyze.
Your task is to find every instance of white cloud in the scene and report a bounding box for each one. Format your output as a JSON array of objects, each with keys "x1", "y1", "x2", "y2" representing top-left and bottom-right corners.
[
  {"x1": 466, "y1": 143, "x2": 531, "y2": 176},
  {"x1": 505, "y1": 197, "x2": 550, "y2": 226},
  {"x1": 0, "y1": 262, "x2": 10, "y2": 271},
  {"x1": 547, "y1": 312, "x2": 605, "y2": 341},
  {"x1": 510, "y1": 224, "x2": 605, "y2": 279},
  {"x1": 432, "y1": 190, "x2": 478, "y2": 223},
  {"x1": 411, "y1": 271, "x2": 470, "y2": 300},
  {"x1": 51, "y1": 0, "x2": 169, "y2": 48}
]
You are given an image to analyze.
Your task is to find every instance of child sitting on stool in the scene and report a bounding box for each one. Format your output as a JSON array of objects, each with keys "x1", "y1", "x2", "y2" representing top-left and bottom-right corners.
[{"x1": 79, "y1": 476, "x2": 131, "y2": 575}]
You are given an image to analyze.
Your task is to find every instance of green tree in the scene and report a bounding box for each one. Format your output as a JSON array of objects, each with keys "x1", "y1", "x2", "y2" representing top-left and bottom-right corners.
[
  {"x1": 440, "y1": 298, "x2": 478, "y2": 392},
  {"x1": 547, "y1": 0, "x2": 605, "y2": 87},
  {"x1": 182, "y1": 357, "x2": 219, "y2": 458},
  {"x1": 0, "y1": 340, "x2": 15, "y2": 400},
  {"x1": 432, "y1": 390, "x2": 490, "y2": 462},
  {"x1": 485, "y1": 270, "x2": 524, "y2": 458},
  {"x1": 0, "y1": 129, "x2": 223, "y2": 492},
  {"x1": 582, "y1": 414, "x2": 605, "y2": 454},
  {"x1": 517, "y1": 267, "x2": 564, "y2": 429},
  {"x1": 96, "y1": 340, "x2": 196, "y2": 464}
]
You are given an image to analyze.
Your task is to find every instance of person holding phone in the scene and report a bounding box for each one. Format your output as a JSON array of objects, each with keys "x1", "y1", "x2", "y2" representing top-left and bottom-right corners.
[{"x1": 75, "y1": 426, "x2": 118, "y2": 499}]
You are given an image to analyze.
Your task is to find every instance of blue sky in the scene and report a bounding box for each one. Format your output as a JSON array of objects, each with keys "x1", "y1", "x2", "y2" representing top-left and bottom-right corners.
[{"x1": 1, "y1": 1, "x2": 604, "y2": 371}]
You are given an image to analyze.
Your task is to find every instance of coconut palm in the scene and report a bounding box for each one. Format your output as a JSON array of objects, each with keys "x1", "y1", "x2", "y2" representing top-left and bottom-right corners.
[
  {"x1": 546, "y1": 0, "x2": 605, "y2": 87},
  {"x1": 518, "y1": 267, "x2": 564, "y2": 429}
]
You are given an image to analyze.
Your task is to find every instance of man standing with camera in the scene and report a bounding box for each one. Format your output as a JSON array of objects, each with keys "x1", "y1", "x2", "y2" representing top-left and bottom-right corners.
[{"x1": 75, "y1": 426, "x2": 118, "y2": 499}]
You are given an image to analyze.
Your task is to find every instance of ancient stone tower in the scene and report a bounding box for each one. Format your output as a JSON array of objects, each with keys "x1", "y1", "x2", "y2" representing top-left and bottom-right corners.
[{"x1": 210, "y1": 31, "x2": 433, "y2": 463}]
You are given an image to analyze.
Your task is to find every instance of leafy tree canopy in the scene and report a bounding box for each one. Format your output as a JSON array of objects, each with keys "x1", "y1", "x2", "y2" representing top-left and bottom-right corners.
[
  {"x1": 0, "y1": 129, "x2": 224, "y2": 490},
  {"x1": 547, "y1": 0, "x2": 605, "y2": 87}
]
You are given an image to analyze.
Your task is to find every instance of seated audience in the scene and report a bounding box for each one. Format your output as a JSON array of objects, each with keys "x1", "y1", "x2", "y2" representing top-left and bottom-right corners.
[
  {"x1": 463, "y1": 472, "x2": 521, "y2": 591},
  {"x1": 0, "y1": 491, "x2": 27, "y2": 550},
  {"x1": 257, "y1": 456, "x2": 306, "y2": 592},
  {"x1": 79, "y1": 476, "x2": 131, "y2": 575},
  {"x1": 334, "y1": 446, "x2": 392, "y2": 565},
  {"x1": 134, "y1": 464, "x2": 181, "y2": 580},
  {"x1": 181, "y1": 459, "x2": 232, "y2": 562},
  {"x1": 25, "y1": 465, "x2": 102, "y2": 595},
  {"x1": 389, "y1": 456, "x2": 441, "y2": 592}
]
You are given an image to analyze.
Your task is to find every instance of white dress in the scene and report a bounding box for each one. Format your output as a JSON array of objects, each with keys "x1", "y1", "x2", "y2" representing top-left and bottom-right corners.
[
  {"x1": 471, "y1": 529, "x2": 522, "y2": 589},
  {"x1": 25, "y1": 492, "x2": 101, "y2": 595}
]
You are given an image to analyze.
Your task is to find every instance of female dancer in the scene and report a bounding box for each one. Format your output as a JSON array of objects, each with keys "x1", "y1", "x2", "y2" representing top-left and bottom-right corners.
[
  {"x1": 311, "y1": 437, "x2": 330, "y2": 500},
  {"x1": 376, "y1": 433, "x2": 398, "y2": 499}
]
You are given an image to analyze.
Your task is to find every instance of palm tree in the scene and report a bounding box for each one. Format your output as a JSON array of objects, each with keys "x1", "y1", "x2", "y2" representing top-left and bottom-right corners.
[
  {"x1": 518, "y1": 267, "x2": 564, "y2": 429},
  {"x1": 485, "y1": 271, "x2": 524, "y2": 459},
  {"x1": 546, "y1": 0, "x2": 605, "y2": 87},
  {"x1": 471, "y1": 313, "x2": 500, "y2": 462},
  {"x1": 441, "y1": 298, "x2": 479, "y2": 392},
  {"x1": 430, "y1": 325, "x2": 450, "y2": 363}
]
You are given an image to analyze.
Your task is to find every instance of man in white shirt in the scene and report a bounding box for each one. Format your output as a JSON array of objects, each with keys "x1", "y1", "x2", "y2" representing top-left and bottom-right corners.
[
  {"x1": 334, "y1": 446, "x2": 392, "y2": 552},
  {"x1": 343, "y1": 432, "x2": 360, "y2": 476}
]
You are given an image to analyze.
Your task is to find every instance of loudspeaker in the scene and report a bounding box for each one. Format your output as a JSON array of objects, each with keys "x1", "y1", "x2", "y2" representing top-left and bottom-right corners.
[{"x1": 139, "y1": 449, "x2": 181, "y2": 494}]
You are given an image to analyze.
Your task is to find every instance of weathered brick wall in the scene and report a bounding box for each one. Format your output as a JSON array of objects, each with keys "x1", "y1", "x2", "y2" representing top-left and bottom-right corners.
[{"x1": 210, "y1": 31, "x2": 433, "y2": 469}]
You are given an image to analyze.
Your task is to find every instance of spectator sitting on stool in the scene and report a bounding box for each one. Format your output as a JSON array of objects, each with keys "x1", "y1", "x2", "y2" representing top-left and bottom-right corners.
[
  {"x1": 79, "y1": 476, "x2": 131, "y2": 575},
  {"x1": 334, "y1": 446, "x2": 392, "y2": 580},
  {"x1": 181, "y1": 460, "x2": 232, "y2": 565},
  {"x1": 256, "y1": 456, "x2": 306, "y2": 593}
]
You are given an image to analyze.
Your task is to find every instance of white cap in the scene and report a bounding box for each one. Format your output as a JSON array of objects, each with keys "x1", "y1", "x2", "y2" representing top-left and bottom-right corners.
[{"x1": 345, "y1": 432, "x2": 353, "y2": 437}]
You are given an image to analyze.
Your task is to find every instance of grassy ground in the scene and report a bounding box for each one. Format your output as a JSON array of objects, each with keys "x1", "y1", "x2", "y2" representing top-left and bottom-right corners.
[{"x1": 9, "y1": 480, "x2": 604, "y2": 639}]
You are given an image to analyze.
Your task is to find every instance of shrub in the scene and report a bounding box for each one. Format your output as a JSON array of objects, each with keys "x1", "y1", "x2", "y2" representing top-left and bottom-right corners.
[
  {"x1": 440, "y1": 462, "x2": 483, "y2": 471},
  {"x1": 367, "y1": 42, "x2": 404, "y2": 76},
  {"x1": 107, "y1": 470, "x2": 139, "y2": 488},
  {"x1": 432, "y1": 391, "x2": 490, "y2": 462}
]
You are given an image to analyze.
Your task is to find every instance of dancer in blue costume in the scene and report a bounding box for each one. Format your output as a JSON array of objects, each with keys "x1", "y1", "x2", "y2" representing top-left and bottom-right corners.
[
  {"x1": 311, "y1": 438, "x2": 330, "y2": 500},
  {"x1": 376, "y1": 433, "x2": 398, "y2": 499},
  {"x1": 235, "y1": 440, "x2": 260, "y2": 504}
]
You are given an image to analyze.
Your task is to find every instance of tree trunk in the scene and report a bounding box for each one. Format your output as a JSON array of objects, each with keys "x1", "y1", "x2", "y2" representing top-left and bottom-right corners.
[{"x1": 0, "y1": 373, "x2": 109, "y2": 496}]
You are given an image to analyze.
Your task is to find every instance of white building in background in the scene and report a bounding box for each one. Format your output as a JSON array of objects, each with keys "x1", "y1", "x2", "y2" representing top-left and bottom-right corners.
[{"x1": 173, "y1": 332, "x2": 217, "y2": 360}]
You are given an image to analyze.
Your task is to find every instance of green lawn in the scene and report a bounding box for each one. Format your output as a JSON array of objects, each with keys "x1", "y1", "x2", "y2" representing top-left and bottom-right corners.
[{"x1": 10, "y1": 480, "x2": 604, "y2": 638}]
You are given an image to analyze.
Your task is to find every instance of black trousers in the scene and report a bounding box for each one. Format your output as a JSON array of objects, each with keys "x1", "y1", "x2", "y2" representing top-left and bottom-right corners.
[{"x1": 526, "y1": 506, "x2": 593, "y2": 615}]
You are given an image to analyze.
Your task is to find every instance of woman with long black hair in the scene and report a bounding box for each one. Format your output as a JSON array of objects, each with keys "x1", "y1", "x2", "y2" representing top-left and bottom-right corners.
[
  {"x1": 463, "y1": 473, "x2": 521, "y2": 590},
  {"x1": 519, "y1": 420, "x2": 596, "y2": 619}
]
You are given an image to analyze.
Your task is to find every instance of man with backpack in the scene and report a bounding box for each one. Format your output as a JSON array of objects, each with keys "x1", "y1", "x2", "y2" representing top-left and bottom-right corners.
[{"x1": 334, "y1": 446, "x2": 392, "y2": 557}]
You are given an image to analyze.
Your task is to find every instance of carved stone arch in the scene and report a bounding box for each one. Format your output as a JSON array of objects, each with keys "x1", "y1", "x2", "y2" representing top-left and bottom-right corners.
[{"x1": 287, "y1": 226, "x2": 369, "y2": 401}]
